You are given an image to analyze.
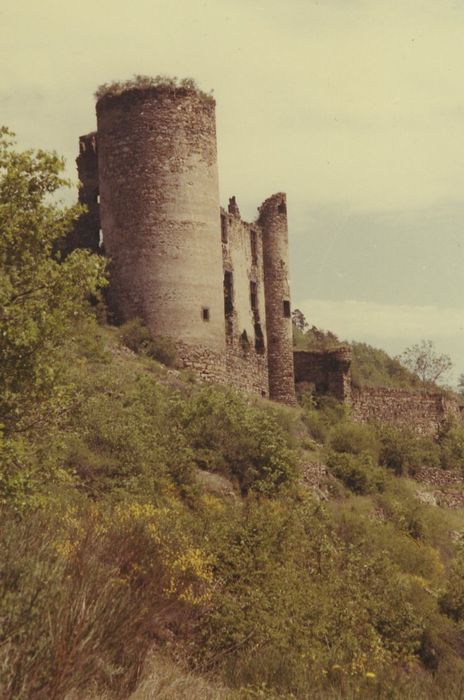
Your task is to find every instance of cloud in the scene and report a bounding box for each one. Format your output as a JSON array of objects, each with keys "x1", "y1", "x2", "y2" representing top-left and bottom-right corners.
[
  {"x1": 2, "y1": 0, "x2": 464, "y2": 215},
  {"x1": 297, "y1": 299, "x2": 464, "y2": 341}
]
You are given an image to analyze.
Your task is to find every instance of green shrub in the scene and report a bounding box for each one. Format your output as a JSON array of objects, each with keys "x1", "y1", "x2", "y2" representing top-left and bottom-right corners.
[
  {"x1": 301, "y1": 395, "x2": 347, "y2": 444},
  {"x1": 177, "y1": 386, "x2": 298, "y2": 494},
  {"x1": 317, "y1": 395, "x2": 348, "y2": 424},
  {"x1": 438, "y1": 420, "x2": 464, "y2": 472},
  {"x1": 64, "y1": 367, "x2": 197, "y2": 499},
  {"x1": 330, "y1": 453, "x2": 383, "y2": 494},
  {"x1": 302, "y1": 409, "x2": 328, "y2": 443},
  {"x1": 120, "y1": 318, "x2": 177, "y2": 367},
  {"x1": 95, "y1": 74, "x2": 214, "y2": 103},
  {"x1": 378, "y1": 426, "x2": 441, "y2": 476},
  {"x1": 351, "y1": 341, "x2": 419, "y2": 390},
  {"x1": 439, "y1": 549, "x2": 464, "y2": 621},
  {"x1": 329, "y1": 422, "x2": 380, "y2": 461},
  {"x1": 333, "y1": 502, "x2": 444, "y2": 582},
  {"x1": 326, "y1": 452, "x2": 386, "y2": 494},
  {"x1": 375, "y1": 482, "x2": 430, "y2": 540},
  {"x1": 197, "y1": 493, "x2": 429, "y2": 694}
]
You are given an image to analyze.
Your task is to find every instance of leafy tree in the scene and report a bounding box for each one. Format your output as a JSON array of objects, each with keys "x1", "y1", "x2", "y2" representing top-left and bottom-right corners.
[
  {"x1": 351, "y1": 341, "x2": 418, "y2": 389},
  {"x1": 0, "y1": 127, "x2": 106, "y2": 437},
  {"x1": 292, "y1": 308, "x2": 308, "y2": 332},
  {"x1": 398, "y1": 339, "x2": 453, "y2": 385},
  {"x1": 293, "y1": 320, "x2": 341, "y2": 351}
]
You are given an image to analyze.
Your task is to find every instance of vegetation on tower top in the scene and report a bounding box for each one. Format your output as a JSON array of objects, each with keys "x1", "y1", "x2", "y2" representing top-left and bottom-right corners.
[{"x1": 94, "y1": 74, "x2": 215, "y2": 103}]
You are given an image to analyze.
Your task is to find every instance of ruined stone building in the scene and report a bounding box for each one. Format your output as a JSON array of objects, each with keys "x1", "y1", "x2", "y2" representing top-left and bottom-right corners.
[
  {"x1": 70, "y1": 79, "x2": 464, "y2": 434},
  {"x1": 71, "y1": 82, "x2": 296, "y2": 404}
]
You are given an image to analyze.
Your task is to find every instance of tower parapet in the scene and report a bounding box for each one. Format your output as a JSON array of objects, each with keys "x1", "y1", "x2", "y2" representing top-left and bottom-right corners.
[{"x1": 259, "y1": 193, "x2": 296, "y2": 405}]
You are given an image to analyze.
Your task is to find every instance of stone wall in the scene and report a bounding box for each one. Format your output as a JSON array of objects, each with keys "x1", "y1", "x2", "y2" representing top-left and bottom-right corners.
[
  {"x1": 294, "y1": 346, "x2": 352, "y2": 401},
  {"x1": 293, "y1": 342, "x2": 464, "y2": 436},
  {"x1": 175, "y1": 342, "x2": 227, "y2": 384},
  {"x1": 226, "y1": 339, "x2": 269, "y2": 397},
  {"x1": 221, "y1": 196, "x2": 269, "y2": 398},
  {"x1": 351, "y1": 386, "x2": 463, "y2": 436},
  {"x1": 413, "y1": 468, "x2": 464, "y2": 509}
]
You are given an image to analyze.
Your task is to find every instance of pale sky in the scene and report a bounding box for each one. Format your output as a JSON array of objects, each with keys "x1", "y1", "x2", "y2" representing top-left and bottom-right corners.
[{"x1": 2, "y1": 0, "x2": 464, "y2": 382}]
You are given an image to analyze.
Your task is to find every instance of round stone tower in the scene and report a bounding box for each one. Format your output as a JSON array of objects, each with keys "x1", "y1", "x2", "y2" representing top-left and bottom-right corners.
[
  {"x1": 96, "y1": 84, "x2": 226, "y2": 366},
  {"x1": 259, "y1": 193, "x2": 296, "y2": 404}
]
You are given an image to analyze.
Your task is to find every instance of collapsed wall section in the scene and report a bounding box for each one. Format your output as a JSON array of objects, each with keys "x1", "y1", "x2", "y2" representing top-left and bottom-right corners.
[
  {"x1": 294, "y1": 347, "x2": 352, "y2": 401},
  {"x1": 96, "y1": 86, "x2": 226, "y2": 372},
  {"x1": 221, "y1": 198, "x2": 269, "y2": 397},
  {"x1": 68, "y1": 132, "x2": 100, "y2": 252},
  {"x1": 259, "y1": 194, "x2": 296, "y2": 405}
]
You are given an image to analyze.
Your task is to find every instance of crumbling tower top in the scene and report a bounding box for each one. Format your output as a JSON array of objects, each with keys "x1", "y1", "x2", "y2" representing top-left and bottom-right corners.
[{"x1": 94, "y1": 75, "x2": 215, "y2": 107}]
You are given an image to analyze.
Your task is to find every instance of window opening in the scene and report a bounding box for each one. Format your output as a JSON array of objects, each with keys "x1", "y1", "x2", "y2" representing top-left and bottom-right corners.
[
  {"x1": 250, "y1": 281, "x2": 258, "y2": 312},
  {"x1": 240, "y1": 330, "x2": 250, "y2": 352},
  {"x1": 202, "y1": 307, "x2": 210, "y2": 322},
  {"x1": 221, "y1": 214, "x2": 228, "y2": 243},
  {"x1": 283, "y1": 300, "x2": 291, "y2": 318},
  {"x1": 224, "y1": 271, "x2": 233, "y2": 317},
  {"x1": 250, "y1": 230, "x2": 258, "y2": 265},
  {"x1": 278, "y1": 202, "x2": 287, "y2": 215},
  {"x1": 254, "y1": 322, "x2": 265, "y2": 354}
]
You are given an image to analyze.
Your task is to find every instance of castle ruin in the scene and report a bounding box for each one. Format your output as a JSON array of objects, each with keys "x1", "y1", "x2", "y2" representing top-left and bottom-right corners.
[
  {"x1": 70, "y1": 79, "x2": 463, "y2": 435},
  {"x1": 72, "y1": 82, "x2": 296, "y2": 404}
]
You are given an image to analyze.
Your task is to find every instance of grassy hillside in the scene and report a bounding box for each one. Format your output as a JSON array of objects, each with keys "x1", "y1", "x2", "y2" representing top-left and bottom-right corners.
[
  {"x1": 3, "y1": 134, "x2": 464, "y2": 699},
  {"x1": 3, "y1": 316, "x2": 464, "y2": 698}
]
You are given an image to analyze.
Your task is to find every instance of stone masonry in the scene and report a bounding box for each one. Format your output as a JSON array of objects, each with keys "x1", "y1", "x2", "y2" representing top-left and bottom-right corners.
[
  {"x1": 294, "y1": 346, "x2": 352, "y2": 402},
  {"x1": 72, "y1": 81, "x2": 296, "y2": 404},
  {"x1": 350, "y1": 386, "x2": 463, "y2": 437},
  {"x1": 294, "y1": 347, "x2": 463, "y2": 436}
]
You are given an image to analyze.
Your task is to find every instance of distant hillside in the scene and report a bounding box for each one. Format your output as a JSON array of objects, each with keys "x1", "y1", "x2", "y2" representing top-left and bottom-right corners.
[
  {"x1": 350, "y1": 340, "x2": 421, "y2": 389},
  {"x1": 293, "y1": 320, "x2": 422, "y2": 390}
]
